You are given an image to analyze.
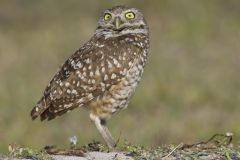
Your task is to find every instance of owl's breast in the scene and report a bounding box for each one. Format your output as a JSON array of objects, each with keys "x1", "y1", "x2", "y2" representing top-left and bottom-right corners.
[
  {"x1": 89, "y1": 50, "x2": 147, "y2": 119},
  {"x1": 111, "y1": 51, "x2": 146, "y2": 106},
  {"x1": 83, "y1": 34, "x2": 149, "y2": 119}
]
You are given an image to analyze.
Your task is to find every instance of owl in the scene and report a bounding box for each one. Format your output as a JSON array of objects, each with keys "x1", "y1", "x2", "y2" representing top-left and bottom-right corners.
[{"x1": 31, "y1": 5, "x2": 149, "y2": 150}]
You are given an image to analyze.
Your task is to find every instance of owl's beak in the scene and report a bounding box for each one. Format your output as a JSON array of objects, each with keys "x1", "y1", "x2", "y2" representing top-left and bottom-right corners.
[{"x1": 114, "y1": 17, "x2": 122, "y2": 30}]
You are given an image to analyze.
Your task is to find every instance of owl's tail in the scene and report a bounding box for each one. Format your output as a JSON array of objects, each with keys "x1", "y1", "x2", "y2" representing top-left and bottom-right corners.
[{"x1": 30, "y1": 97, "x2": 49, "y2": 120}]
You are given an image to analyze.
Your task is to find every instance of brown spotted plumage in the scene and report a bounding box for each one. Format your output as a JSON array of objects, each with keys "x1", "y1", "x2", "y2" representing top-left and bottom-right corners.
[{"x1": 31, "y1": 5, "x2": 149, "y2": 150}]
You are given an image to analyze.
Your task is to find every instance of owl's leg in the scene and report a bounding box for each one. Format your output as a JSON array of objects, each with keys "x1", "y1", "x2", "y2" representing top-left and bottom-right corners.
[
  {"x1": 90, "y1": 113, "x2": 116, "y2": 150},
  {"x1": 100, "y1": 119, "x2": 116, "y2": 148}
]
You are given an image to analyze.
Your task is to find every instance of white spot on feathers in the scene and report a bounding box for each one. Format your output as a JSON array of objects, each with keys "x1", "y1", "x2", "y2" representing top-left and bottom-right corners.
[
  {"x1": 101, "y1": 67, "x2": 105, "y2": 73},
  {"x1": 104, "y1": 75, "x2": 108, "y2": 81},
  {"x1": 85, "y1": 58, "x2": 90, "y2": 64},
  {"x1": 95, "y1": 67, "x2": 100, "y2": 76},
  {"x1": 67, "y1": 89, "x2": 71, "y2": 94},
  {"x1": 71, "y1": 89, "x2": 77, "y2": 94},
  {"x1": 88, "y1": 93, "x2": 93, "y2": 98},
  {"x1": 111, "y1": 73, "x2": 116, "y2": 79},
  {"x1": 65, "y1": 82, "x2": 70, "y2": 87},
  {"x1": 107, "y1": 60, "x2": 113, "y2": 68},
  {"x1": 90, "y1": 71, "x2": 94, "y2": 77},
  {"x1": 77, "y1": 98, "x2": 84, "y2": 103},
  {"x1": 76, "y1": 62, "x2": 82, "y2": 68}
]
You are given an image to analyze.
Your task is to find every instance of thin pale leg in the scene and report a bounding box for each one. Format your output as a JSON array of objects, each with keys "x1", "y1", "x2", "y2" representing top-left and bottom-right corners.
[{"x1": 90, "y1": 114, "x2": 116, "y2": 150}]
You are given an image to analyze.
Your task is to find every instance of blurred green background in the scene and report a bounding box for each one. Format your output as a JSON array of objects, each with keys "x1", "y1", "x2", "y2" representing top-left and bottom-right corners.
[{"x1": 0, "y1": 0, "x2": 240, "y2": 153}]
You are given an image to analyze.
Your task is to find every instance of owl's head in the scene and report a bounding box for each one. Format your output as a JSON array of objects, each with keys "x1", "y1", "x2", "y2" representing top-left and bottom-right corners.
[{"x1": 95, "y1": 6, "x2": 149, "y2": 36}]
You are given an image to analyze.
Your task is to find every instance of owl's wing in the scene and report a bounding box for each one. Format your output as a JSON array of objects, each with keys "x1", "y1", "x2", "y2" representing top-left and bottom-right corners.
[{"x1": 31, "y1": 35, "x2": 144, "y2": 121}]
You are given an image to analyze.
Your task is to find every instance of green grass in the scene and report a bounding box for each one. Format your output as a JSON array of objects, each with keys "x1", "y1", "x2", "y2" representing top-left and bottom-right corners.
[{"x1": 0, "y1": 0, "x2": 240, "y2": 153}]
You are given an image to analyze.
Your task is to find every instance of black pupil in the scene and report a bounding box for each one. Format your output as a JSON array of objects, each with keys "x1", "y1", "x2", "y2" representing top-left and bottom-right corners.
[{"x1": 106, "y1": 14, "x2": 110, "y2": 19}]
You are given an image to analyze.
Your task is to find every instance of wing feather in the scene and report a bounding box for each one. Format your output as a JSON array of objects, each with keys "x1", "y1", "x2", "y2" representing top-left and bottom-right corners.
[{"x1": 31, "y1": 34, "x2": 143, "y2": 120}]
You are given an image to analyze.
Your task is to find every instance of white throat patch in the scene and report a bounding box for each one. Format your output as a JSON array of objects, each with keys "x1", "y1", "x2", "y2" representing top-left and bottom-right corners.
[{"x1": 95, "y1": 28, "x2": 148, "y2": 39}]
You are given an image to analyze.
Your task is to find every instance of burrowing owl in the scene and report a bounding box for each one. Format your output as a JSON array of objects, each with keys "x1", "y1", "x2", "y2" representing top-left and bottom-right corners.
[{"x1": 31, "y1": 5, "x2": 149, "y2": 150}]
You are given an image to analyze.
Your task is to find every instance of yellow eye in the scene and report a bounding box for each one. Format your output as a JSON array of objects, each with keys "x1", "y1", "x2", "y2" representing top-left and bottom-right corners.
[
  {"x1": 104, "y1": 13, "x2": 112, "y2": 21},
  {"x1": 125, "y1": 12, "x2": 135, "y2": 19}
]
